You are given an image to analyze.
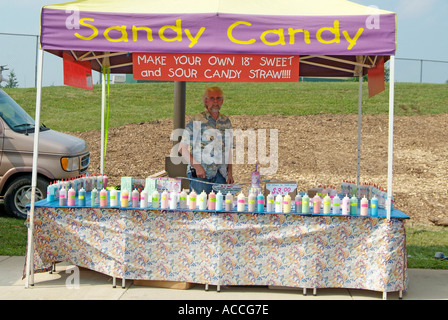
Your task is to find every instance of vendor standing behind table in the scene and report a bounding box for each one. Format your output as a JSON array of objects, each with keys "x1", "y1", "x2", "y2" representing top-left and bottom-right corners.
[{"x1": 178, "y1": 86, "x2": 234, "y2": 194}]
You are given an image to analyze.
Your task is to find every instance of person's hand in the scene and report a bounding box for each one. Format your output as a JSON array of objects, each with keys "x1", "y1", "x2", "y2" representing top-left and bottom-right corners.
[
  {"x1": 227, "y1": 172, "x2": 234, "y2": 185},
  {"x1": 193, "y1": 164, "x2": 206, "y2": 179}
]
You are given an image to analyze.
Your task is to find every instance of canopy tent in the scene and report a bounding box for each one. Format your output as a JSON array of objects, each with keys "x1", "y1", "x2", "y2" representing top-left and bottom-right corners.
[{"x1": 26, "y1": 0, "x2": 397, "y2": 287}]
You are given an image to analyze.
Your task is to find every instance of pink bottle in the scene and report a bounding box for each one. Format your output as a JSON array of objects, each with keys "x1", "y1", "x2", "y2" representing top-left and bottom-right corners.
[
  {"x1": 103, "y1": 174, "x2": 108, "y2": 189},
  {"x1": 208, "y1": 191, "x2": 216, "y2": 210},
  {"x1": 313, "y1": 194, "x2": 321, "y2": 214},
  {"x1": 161, "y1": 190, "x2": 169, "y2": 209},
  {"x1": 189, "y1": 190, "x2": 197, "y2": 210},
  {"x1": 67, "y1": 187, "x2": 76, "y2": 206},
  {"x1": 100, "y1": 188, "x2": 108, "y2": 207},
  {"x1": 342, "y1": 195, "x2": 350, "y2": 215}
]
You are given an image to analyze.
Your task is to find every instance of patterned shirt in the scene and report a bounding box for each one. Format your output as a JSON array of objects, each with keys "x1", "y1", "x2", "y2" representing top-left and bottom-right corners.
[{"x1": 181, "y1": 110, "x2": 233, "y2": 179}]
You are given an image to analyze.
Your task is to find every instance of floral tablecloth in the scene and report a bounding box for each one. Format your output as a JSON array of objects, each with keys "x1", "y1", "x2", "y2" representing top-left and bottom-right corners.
[{"x1": 27, "y1": 207, "x2": 408, "y2": 292}]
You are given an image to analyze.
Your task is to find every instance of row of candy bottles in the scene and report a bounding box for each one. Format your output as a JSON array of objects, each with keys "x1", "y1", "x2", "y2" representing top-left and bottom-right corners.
[
  {"x1": 47, "y1": 174, "x2": 108, "y2": 202},
  {"x1": 290, "y1": 193, "x2": 379, "y2": 217}
]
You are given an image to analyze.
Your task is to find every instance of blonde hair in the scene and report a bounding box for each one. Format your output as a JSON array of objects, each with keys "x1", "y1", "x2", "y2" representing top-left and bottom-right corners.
[{"x1": 203, "y1": 86, "x2": 224, "y2": 102}]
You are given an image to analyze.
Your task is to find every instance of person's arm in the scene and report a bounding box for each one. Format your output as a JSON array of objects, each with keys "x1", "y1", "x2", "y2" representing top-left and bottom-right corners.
[
  {"x1": 226, "y1": 147, "x2": 234, "y2": 184},
  {"x1": 178, "y1": 141, "x2": 207, "y2": 178}
]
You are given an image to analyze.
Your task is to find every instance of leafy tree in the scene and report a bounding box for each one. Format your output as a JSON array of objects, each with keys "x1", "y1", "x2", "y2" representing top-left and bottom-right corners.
[{"x1": 5, "y1": 69, "x2": 19, "y2": 88}]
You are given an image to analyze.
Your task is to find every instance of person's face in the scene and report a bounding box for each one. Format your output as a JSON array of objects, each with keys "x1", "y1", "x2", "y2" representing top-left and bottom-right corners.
[{"x1": 204, "y1": 90, "x2": 224, "y2": 114}]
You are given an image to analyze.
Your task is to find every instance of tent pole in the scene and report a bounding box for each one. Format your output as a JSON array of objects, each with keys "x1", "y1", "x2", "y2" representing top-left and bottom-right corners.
[
  {"x1": 101, "y1": 69, "x2": 106, "y2": 174},
  {"x1": 387, "y1": 56, "x2": 396, "y2": 221},
  {"x1": 25, "y1": 47, "x2": 44, "y2": 288},
  {"x1": 356, "y1": 73, "x2": 363, "y2": 187}
]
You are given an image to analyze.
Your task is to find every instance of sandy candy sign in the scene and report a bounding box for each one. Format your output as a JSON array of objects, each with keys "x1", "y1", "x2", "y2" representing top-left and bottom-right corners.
[{"x1": 133, "y1": 53, "x2": 299, "y2": 82}]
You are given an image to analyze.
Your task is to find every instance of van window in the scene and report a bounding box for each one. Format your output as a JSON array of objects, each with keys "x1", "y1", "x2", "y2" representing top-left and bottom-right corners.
[{"x1": 0, "y1": 90, "x2": 47, "y2": 133}]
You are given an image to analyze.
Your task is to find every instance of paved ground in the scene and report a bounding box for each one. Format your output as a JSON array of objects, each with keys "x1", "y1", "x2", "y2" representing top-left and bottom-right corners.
[{"x1": 2, "y1": 256, "x2": 448, "y2": 301}]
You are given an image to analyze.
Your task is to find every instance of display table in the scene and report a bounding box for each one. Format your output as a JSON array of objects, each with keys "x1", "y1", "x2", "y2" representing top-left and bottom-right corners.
[{"x1": 26, "y1": 196, "x2": 409, "y2": 294}]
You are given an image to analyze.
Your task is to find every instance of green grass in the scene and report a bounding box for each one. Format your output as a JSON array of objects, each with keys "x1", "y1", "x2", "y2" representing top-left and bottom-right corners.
[
  {"x1": 4, "y1": 81, "x2": 447, "y2": 132},
  {"x1": 1, "y1": 82, "x2": 448, "y2": 270}
]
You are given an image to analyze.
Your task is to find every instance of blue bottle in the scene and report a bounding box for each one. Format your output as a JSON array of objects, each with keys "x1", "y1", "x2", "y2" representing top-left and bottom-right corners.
[
  {"x1": 256, "y1": 193, "x2": 265, "y2": 213},
  {"x1": 371, "y1": 196, "x2": 378, "y2": 217},
  {"x1": 78, "y1": 187, "x2": 86, "y2": 206}
]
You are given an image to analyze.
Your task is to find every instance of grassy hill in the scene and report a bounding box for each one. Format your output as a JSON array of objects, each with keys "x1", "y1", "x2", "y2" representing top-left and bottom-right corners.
[{"x1": 4, "y1": 81, "x2": 447, "y2": 132}]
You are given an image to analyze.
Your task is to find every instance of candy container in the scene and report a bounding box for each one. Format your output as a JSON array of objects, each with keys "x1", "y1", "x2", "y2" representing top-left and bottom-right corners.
[
  {"x1": 225, "y1": 192, "x2": 233, "y2": 211},
  {"x1": 256, "y1": 193, "x2": 265, "y2": 213},
  {"x1": 67, "y1": 187, "x2": 76, "y2": 206},
  {"x1": 323, "y1": 194, "x2": 331, "y2": 214},
  {"x1": 283, "y1": 194, "x2": 291, "y2": 214},
  {"x1": 189, "y1": 190, "x2": 197, "y2": 210},
  {"x1": 266, "y1": 192, "x2": 275, "y2": 212},
  {"x1": 100, "y1": 188, "x2": 108, "y2": 207},
  {"x1": 91, "y1": 188, "x2": 98, "y2": 207},
  {"x1": 208, "y1": 190, "x2": 216, "y2": 210},
  {"x1": 216, "y1": 191, "x2": 223, "y2": 211},
  {"x1": 131, "y1": 189, "x2": 139, "y2": 207},
  {"x1": 313, "y1": 194, "x2": 321, "y2": 214},
  {"x1": 179, "y1": 190, "x2": 188, "y2": 209},
  {"x1": 295, "y1": 194, "x2": 302, "y2": 213},
  {"x1": 332, "y1": 195, "x2": 341, "y2": 215},
  {"x1": 302, "y1": 193, "x2": 310, "y2": 214},
  {"x1": 59, "y1": 185, "x2": 67, "y2": 206},
  {"x1": 110, "y1": 188, "x2": 118, "y2": 206},
  {"x1": 350, "y1": 195, "x2": 358, "y2": 215},
  {"x1": 161, "y1": 190, "x2": 169, "y2": 209},
  {"x1": 370, "y1": 196, "x2": 379, "y2": 217},
  {"x1": 120, "y1": 189, "x2": 129, "y2": 207},
  {"x1": 275, "y1": 194, "x2": 283, "y2": 213},
  {"x1": 361, "y1": 196, "x2": 369, "y2": 216},
  {"x1": 248, "y1": 191, "x2": 256, "y2": 212},
  {"x1": 342, "y1": 195, "x2": 350, "y2": 215},
  {"x1": 198, "y1": 190, "x2": 207, "y2": 210},
  {"x1": 140, "y1": 189, "x2": 148, "y2": 208},
  {"x1": 237, "y1": 192, "x2": 245, "y2": 212},
  {"x1": 152, "y1": 190, "x2": 159, "y2": 209}
]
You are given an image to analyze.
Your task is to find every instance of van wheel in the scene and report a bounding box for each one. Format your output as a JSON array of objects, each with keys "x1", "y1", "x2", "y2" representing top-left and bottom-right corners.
[{"x1": 4, "y1": 176, "x2": 49, "y2": 219}]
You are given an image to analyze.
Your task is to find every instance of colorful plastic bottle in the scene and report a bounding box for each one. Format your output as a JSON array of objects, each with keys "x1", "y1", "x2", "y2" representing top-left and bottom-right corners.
[
  {"x1": 323, "y1": 194, "x2": 331, "y2": 214},
  {"x1": 302, "y1": 193, "x2": 310, "y2": 214},
  {"x1": 283, "y1": 194, "x2": 291, "y2": 214},
  {"x1": 67, "y1": 187, "x2": 76, "y2": 206},
  {"x1": 78, "y1": 187, "x2": 86, "y2": 206},
  {"x1": 47, "y1": 183, "x2": 55, "y2": 202},
  {"x1": 120, "y1": 189, "x2": 129, "y2": 207},
  {"x1": 370, "y1": 195, "x2": 379, "y2": 217},
  {"x1": 295, "y1": 194, "x2": 302, "y2": 213},
  {"x1": 189, "y1": 190, "x2": 197, "y2": 210},
  {"x1": 256, "y1": 193, "x2": 265, "y2": 213},
  {"x1": 97, "y1": 175, "x2": 103, "y2": 190},
  {"x1": 100, "y1": 188, "x2": 108, "y2": 207},
  {"x1": 237, "y1": 192, "x2": 245, "y2": 212},
  {"x1": 208, "y1": 190, "x2": 216, "y2": 210},
  {"x1": 179, "y1": 190, "x2": 187, "y2": 209},
  {"x1": 59, "y1": 185, "x2": 67, "y2": 206},
  {"x1": 266, "y1": 192, "x2": 274, "y2": 212},
  {"x1": 313, "y1": 194, "x2": 321, "y2": 214},
  {"x1": 161, "y1": 190, "x2": 169, "y2": 209},
  {"x1": 342, "y1": 195, "x2": 350, "y2": 215},
  {"x1": 350, "y1": 195, "x2": 358, "y2": 215},
  {"x1": 275, "y1": 194, "x2": 283, "y2": 213},
  {"x1": 152, "y1": 190, "x2": 159, "y2": 209},
  {"x1": 360, "y1": 196, "x2": 369, "y2": 216},
  {"x1": 91, "y1": 188, "x2": 98, "y2": 207},
  {"x1": 103, "y1": 174, "x2": 108, "y2": 189},
  {"x1": 140, "y1": 189, "x2": 148, "y2": 208},
  {"x1": 225, "y1": 192, "x2": 233, "y2": 211},
  {"x1": 248, "y1": 191, "x2": 256, "y2": 212},
  {"x1": 198, "y1": 190, "x2": 207, "y2": 210},
  {"x1": 216, "y1": 191, "x2": 223, "y2": 211},
  {"x1": 332, "y1": 195, "x2": 341, "y2": 215},
  {"x1": 109, "y1": 188, "x2": 117, "y2": 206}
]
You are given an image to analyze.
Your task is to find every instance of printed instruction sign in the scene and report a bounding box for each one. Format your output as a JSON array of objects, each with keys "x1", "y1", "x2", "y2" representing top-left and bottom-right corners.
[{"x1": 133, "y1": 53, "x2": 300, "y2": 82}]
